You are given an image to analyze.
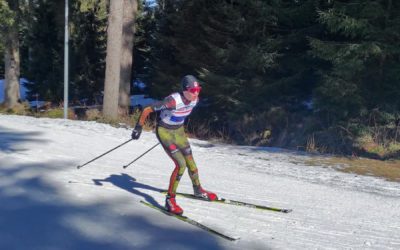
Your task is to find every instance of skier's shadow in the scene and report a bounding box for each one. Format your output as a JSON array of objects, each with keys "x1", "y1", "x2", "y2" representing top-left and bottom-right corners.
[{"x1": 92, "y1": 173, "x2": 165, "y2": 208}]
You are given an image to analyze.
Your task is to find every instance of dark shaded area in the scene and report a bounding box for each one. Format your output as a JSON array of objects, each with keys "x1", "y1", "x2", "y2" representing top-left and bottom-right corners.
[
  {"x1": 0, "y1": 145, "x2": 228, "y2": 250},
  {"x1": 90, "y1": 174, "x2": 276, "y2": 249},
  {"x1": 93, "y1": 173, "x2": 164, "y2": 208},
  {"x1": 0, "y1": 125, "x2": 227, "y2": 249},
  {"x1": 191, "y1": 142, "x2": 215, "y2": 148},
  {"x1": 1, "y1": 161, "x2": 126, "y2": 249},
  {"x1": 0, "y1": 162, "x2": 226, "y2": 250},
  {"x1": 0, "y1": 125, "x2": 48, "y2": 153}
]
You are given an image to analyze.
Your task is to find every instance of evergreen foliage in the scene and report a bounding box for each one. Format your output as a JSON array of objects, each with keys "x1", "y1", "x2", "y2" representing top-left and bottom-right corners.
[
  {"x1": 69, "y1": 0, "x2": 107, "y2": 104},
  {"x1": 132, "y1": 0, "x2": 155, "y2": 91},
  {"x1": 307, "y1": 0, "x2": 400, "y2": 157},
  {"x1": 148, "y1": 0, "x2": 321, "y2": 142},
  {"x1": 1, "y1": 0, "x2": 399, "y2": 157},
  {"x1": 0, "y1": 0, "x2": 15, "y2": 31},
  {"x1": 0, "y1": 0, "x2": 16, "y2": 78},
  {"x1": 144, "y1": 0, "x2": 400, "y2": 156},
  {"x1": 21, "y1": 0, "x2": 108, "y2": 104},
  {"x1": 24, "y1": 0, "x2": 64, "y2": 102},
  {"x1": 311, "y1": 0, "x2": 400, "y2": 124}
]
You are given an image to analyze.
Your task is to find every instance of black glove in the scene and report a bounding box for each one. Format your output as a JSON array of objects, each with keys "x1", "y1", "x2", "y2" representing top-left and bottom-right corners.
[{"x1": 131, "y1": 124, "x2": 142, "y2": 140}]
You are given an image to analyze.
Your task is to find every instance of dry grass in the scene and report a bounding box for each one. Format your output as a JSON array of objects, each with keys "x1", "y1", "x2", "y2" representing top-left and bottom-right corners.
[
  {"x1": 0, "y1": 102, "x2": 30, "y2": 115},
  {"x1": 304, "y1": 156, "x2": 400, "y2": 182},
  {"x1": 85, "y1": 108, "x2": 102, "y2": 120}
]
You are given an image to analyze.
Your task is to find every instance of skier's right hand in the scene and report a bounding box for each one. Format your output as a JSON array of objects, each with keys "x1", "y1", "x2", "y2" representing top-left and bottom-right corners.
[{"x1": 131, "y1": 124, "x2": 142, "y2": 140}]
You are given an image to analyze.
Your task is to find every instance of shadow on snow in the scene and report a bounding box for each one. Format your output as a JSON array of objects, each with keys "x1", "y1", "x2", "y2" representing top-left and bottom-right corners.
[
  {"x1": 0, "y1": 164, "x2": 225, "y2": 250},
  {"x1": 0, "y1": 125, "x2": 49, "y2": 153},
  {"x1": 93, "y1": 173, "x2": 164, "y2": 208}
]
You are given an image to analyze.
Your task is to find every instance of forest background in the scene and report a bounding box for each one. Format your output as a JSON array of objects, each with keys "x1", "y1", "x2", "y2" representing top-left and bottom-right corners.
[{"x1": 1, "y1": 0, "x2": 400, "y2": 159}]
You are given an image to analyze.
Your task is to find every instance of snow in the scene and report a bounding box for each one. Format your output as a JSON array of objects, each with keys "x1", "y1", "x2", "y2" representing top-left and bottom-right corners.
[{"x1": 1, "y1": 114, "x2": 399, "y2": 250}]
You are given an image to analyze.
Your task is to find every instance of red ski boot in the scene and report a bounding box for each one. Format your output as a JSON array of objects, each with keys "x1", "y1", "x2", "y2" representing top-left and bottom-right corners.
[
  {"x1": 165, "y1": 194, "x2": 184, "y2": 215},
  {"x1": 194, "y1": 186, "x2": 218, "y2": 201}
]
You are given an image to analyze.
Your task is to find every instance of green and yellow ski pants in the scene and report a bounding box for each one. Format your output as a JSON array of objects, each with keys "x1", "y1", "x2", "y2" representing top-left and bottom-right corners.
[{"x1": 156, "y1": 125, "x2": 201, "y2": 196}]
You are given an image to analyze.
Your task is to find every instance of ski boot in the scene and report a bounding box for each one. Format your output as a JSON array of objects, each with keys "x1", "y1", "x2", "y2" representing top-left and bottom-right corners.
[
  {"x1": 194, "y1": 186, "x2": 218, "y2": 201},
  {"x1": 165, "y1": 194, "x2": 184, "y2": 215}
]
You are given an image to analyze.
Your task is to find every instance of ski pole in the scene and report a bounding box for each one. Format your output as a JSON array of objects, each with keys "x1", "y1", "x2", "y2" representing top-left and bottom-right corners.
[
  {"x1": 77, "y1": 139, "x2": 133, "y2": 169},
  {"x1": 123, "y1": 142, "x2": 160, "y2": 169}
]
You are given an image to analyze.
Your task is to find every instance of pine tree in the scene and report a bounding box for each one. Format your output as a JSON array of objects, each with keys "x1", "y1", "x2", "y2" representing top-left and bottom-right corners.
[
  {"x1": 310, "y1": 0, "x2": 400, "y2": 124},
  {"x1": 24, "y1": 0, "x2": 64, "y2": 102},
  {"x1": 132, "y1": 0, "x2": 155, "y2": 92},
  {"x1": 69, "y1": 0, "x2": 108, "y2": 104},
  {"x1": 148, "y1": 0, "x2": 321, "y2": 141}
]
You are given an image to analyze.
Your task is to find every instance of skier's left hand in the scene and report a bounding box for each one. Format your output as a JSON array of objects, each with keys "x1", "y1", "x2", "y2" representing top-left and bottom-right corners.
[{"x1": 131, "y1": 124, "x2": 142, "y2": 140}]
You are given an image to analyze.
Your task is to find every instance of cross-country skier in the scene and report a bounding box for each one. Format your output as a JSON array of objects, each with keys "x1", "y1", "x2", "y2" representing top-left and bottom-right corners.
[{"x1": 131, "y1": 75, "x2": 217, "y2": 215}]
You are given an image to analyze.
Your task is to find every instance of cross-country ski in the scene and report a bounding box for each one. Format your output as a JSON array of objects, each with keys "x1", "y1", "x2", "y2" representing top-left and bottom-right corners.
[
  {"x1": 140, "y1": 200, "x2": 240, "y2": 241},
  {"x1": 161, "y1": 191, "x2": 293, "y2": 213}
]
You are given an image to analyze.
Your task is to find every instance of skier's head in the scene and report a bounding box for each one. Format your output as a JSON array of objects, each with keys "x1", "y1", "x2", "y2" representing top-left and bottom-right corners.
[
  {"x1": 181, "y1": 75, "x2": 201, "y2": 101},
  {"x1": 181, "y1": 75, "x2": 201, "y2": 93}
]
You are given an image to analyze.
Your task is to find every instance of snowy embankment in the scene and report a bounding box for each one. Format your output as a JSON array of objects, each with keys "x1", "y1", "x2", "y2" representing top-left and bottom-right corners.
[{"x1": 1, "y1": 114, "x2": 399, "y2": 250}]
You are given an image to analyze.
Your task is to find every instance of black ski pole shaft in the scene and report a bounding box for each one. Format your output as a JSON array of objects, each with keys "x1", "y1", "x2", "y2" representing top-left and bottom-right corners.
[
  {"x1": 123, "y1": 143, "x2": 160, "y2": 169},
  {"x1": 77, "y1": 139, "x2": 133, "y2": 169}
]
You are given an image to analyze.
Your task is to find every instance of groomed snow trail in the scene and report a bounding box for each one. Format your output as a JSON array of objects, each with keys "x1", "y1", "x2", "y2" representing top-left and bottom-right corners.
[{"x1": 1, "y1": 114, "x2": 399, "y2": 250}]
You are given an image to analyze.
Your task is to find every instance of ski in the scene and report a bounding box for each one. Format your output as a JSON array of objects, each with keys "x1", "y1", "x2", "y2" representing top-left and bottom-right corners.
[
  {"x1": 161, "y1": 191, "x2": 292, "y2": 213},
  {"x1": 140, "y1": 200, "x2": 239, "y2": 241}
]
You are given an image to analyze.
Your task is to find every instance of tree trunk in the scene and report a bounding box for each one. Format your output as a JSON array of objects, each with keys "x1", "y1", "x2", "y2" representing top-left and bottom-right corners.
[
  {"x1": 3, "y1": 3, "x2": 20, "y2": 109},
  {"x1": 103, "y1": 0, "x2": 124, "y2": 119},
  {"x1": 118, "y1": 0, "x2": 137, "y2": 115}
]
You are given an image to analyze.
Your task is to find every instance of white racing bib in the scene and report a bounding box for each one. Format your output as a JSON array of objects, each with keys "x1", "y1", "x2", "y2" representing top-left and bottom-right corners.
[{"x1": 160, "y1": 93, "x2": 198, "y2": 126}]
